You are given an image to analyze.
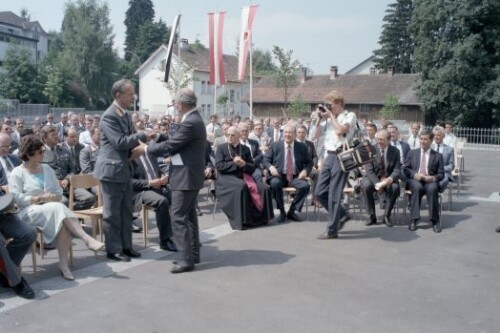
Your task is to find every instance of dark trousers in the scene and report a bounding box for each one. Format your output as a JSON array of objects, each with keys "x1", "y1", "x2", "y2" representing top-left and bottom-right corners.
[
  {"x1": 407, "y1": 179, "x2": 440, "y2": 223},
  {"x1": 101, "y1": 181, "x2": 133, "y2": 254},
  {"x1": 170, "y1": 190, "x2": 200, "y2": 266},
  {"x1": 0, "y1": 214, "x2": 37, "y2": 285},
  {"x1": 269, "y1": 175, "x2": 310, "y2": 212},
  {"x1": 361, "y1": 178, "x2": 400, "y2": 218},
  {"x1": 141, "y1": 189, "x2": 173, "y2": 245},
  {"x1": 314, "y1": 153, "x2": 349, "y2": 234}
]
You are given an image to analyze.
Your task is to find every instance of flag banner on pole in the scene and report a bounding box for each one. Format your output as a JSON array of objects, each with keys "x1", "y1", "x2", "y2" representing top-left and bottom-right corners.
[
  {"x1": 208, "y1": 11, "x2": 226, "y2": 86},
  {"x1": 238, "y1": 5, "x2": 258, "y2": 81},
  {"x1": 164, "y1": 14, "x2": 181, "y2": 82}
]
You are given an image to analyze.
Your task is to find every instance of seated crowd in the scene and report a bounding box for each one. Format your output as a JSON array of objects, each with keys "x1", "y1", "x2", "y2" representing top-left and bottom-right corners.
[{"x1": 0, "y1": 110, "x2": 462, "y2": 299}]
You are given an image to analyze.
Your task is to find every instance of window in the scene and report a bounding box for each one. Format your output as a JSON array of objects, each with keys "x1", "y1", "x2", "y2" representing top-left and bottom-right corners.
[
  {"x1": 207, "y1": 104, "x2": 211, "y2": 114},
  {"x1": 229, "y1": 90, "x2": 235, "y2": 103}
]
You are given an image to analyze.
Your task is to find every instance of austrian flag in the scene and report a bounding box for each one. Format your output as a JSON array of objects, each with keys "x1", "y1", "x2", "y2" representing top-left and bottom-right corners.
[
  {"x1": 238, "y1": 5, "x2": 258, "y2": 81},
  {"x1": 208, "y1": 11, "x2": 226, "y2": 86}
]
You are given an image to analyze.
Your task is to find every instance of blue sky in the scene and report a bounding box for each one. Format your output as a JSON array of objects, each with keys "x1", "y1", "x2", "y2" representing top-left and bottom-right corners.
[{"x1": 6, "y1": 0, "x2": 393, "y2": 74}]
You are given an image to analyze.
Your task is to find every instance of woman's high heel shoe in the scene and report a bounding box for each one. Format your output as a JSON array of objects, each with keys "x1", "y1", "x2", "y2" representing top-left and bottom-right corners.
[
  {"x1": 86, "y1": 238, "x2": 105, "y2": 252},
  {"x1": 59, "y1": 268, "x2": 75, "y2": 281}
]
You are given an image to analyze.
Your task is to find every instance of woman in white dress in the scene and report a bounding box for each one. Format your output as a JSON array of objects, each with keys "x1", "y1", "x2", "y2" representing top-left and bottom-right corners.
[{"x1": 8, "y1": 135, "x2": 104, "y2": 280}]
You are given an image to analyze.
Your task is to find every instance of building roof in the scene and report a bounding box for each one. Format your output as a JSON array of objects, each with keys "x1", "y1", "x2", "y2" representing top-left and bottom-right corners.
[
  {"x1": 135, "y1": 44, "x2": 241, "y2": 82},
  {"x1": 250, "y1": 73, "x2": 420, "y2": 106},
  {"x1": 345, "y1": 55, "x2": 376, "y2": 74},
  {"x1": 0, "y1": 11, "x2": 46, "y2": 34}
]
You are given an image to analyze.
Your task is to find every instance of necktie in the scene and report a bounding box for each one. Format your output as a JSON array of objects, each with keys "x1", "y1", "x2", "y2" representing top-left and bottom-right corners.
[
  {"x1": 141, "y1": 155, "x2": 157, "y2": 181},
  {"x1": 3, "y1": 156, "x2": 13, "y2": 172},
  {"x1": 436, "y1": 144, "x2": 440, "y2": 153},
  {"x1": 211, "y1": 125, "x2": 214, "y2": 133},
  {"x1": 419, "y1": 149, "x2": 427, "y2": 176},
  {"x1": 413, "y1": 137, "x2": 416, "y2": 148},
  {"x1": 286, "y1": 144, "x2": 293, "y2": 182},
  {"x1": 379, "y1": 149, "x2": 386, "y2": 178},
  {"x1": 70, "y1": 146, "x2": 75, "y2": 160}
]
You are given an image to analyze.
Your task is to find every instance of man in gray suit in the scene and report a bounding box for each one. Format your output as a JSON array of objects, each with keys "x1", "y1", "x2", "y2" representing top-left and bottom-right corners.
[
  {"x1": 94, "y1": 79, "x2": 148, "y2": 262},
  {"x1": 432, "y1": 125, "x2": 455, "y2": 191},
  {"x1": 145, "y1": 88, "x2": 206, "y2": 273}
]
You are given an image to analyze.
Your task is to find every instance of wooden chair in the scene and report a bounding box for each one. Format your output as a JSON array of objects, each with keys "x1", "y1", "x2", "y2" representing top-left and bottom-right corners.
[
  {"x1": 68, "y1": 174, "x2": 104, "y2": 243},
  {"x1": 140, "y1": 204, "x2": 155, "y2": 247}
]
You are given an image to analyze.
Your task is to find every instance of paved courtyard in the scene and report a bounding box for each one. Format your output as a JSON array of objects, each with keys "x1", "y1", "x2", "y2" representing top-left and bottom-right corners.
[{"x1": 1, "y1": 149, "x2": 499, "y2": 333}]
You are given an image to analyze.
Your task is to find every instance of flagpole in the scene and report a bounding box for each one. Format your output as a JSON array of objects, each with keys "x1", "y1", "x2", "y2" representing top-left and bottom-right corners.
[
  {"x1": 249, "y1": 33, "x2": 253, "y2": 120},
  {"x1": 213, "y1": 86, "x2": 217, "y2": 116}
]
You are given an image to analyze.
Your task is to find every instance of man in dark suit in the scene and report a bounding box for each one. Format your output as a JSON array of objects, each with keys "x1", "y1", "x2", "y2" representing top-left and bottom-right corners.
[
  {"x1": 267, "y1": 118, "x2": 283, "y2": 144},
  {"x1": 432, "y1": 126, "x2": 455, "y2": 191},
  {"x1": 361, "y1": 129, "x2": 401, "y2": 227},
  {"x1": 42, "y1": 126, "x2": 95, "y2": 210},
  {"x1": 146, "y1": 88, "x2": 206, "y2": 273},
  {"x1": 388, "y1": 125, "x2": 410, "y2": 164},
  {"x1": 263, "y1": 124, "x2": 313, "y2": 222},
  {"x1": 131, "y1": 151, "x2": 177, "y2": 252},
  {"x1": 404, "y1": 130, "x2": 445, "y2": 233},
  {"x1": 94, "y1": 79, "x2": 148, "y2": 262},
  {"x1": 63, "y1": 128, "x2": 85, "y2": 174}
]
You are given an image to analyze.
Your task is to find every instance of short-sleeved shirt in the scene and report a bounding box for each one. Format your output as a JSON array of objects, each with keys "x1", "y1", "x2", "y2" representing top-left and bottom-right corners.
[{"x1": 323, "y1": 110, "x2": 357, "y2": 154}]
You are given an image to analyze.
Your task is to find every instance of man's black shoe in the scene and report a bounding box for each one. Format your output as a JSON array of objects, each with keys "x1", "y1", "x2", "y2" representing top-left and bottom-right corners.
[
  {"x1": 132, "y1": 224, "x2": 143, "y2": 233},
  {"x1": 13, "y1": 278, "x2": 35, "y2": 299},
  {"x1": 107, "y1": 253, "x2": 131, "y2": 262},
  {"x1": 496, "y1": 226, "x2": 500, "y2": 233},
  {"x1": 36, "y1": 241, "x2": 56, "y2": 250},
  {"x1": 171, "y1": 264, "x2": 195, "y2": 274},
  {"x1": 160, "y1": 239, "x2": 178, "y2": 252},
  {"x1": 122, "y1": 248, "x2": 141, "y2": 258},
  {"x1": 276, "y1": 211, "x2": 286, "y2": 223},
  {"x1": 316, "y1": 232, "x2": 338, "y2": 240},
  {"x1": 408, "y1": 220, "x2": 418, "y2": 231},
  {"x1": 365, "y1": 215, "x2": 377, "y2": 226},
  {"x1": 286, "y1": 210, "x2": 302, "y2": 222},
  {"x1": 384, "y1": 215, "x2": 393, "y2": 227},
  {"x1": 432, "y1": 222, "x2": 442, "y2": 233}
]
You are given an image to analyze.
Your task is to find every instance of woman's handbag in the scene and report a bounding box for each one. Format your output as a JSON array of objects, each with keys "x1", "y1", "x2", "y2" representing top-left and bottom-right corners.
[{"x1": 338, "y1": 140, "x2": 376, "y2": 172}]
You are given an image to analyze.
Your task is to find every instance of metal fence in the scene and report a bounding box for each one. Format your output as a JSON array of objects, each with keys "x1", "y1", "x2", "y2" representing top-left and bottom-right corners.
[{"x1": 0, "y1": 99, "x2": 104, "y2": 125}]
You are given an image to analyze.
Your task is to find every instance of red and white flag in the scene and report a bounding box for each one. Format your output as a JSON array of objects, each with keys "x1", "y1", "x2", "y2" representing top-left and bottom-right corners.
[
  {"x1": 238, "y1": 5, "x2": 258, "y2": 81},
  {"x1": 164, "y1": 14, "x2": 181, "y2": 82},
  {"x1": 208, "y1": 11, "x2": 226, "y2": 86}
]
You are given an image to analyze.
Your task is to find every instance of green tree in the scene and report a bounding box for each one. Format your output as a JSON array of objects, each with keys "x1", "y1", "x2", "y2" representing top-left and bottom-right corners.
[
  {"x1": 379, "y1": 95, "x2": 401, "y2": 119},
  {"x1": 373, "y1": 0, "x2": 414, "y2": 73},
  {"x1": 412, "y1": 0, "x2": 500, "y2": 127},
  {"x1": 252, "y1": 48, "x2": 276, "y2": 76},
  {"x1": 124, "y1": 0, "x2": 155, "y2": 61},
  {"x1": 0, "y1": 47, "x2": 44, "y2": 103},
  {"x1": 287, "y1": 95, "x2": 308, "y2": 118},
  {"x1": 272, "y1": 46, "x2": 300, "y2": 109},
  {"x1": 134, "y1": 19, "x2": 170, "y2": 63},
  {"x1": 43, "y1": 68, "x2": 64, "y2": 106},
  {"x1": 60, "y1": 0, "x2": 118, "y2": 108},
  {"x1": 190, "y1": 39, "x2": 207, "y2": 51},
  {"x1": 19, "y1": 8, "x2": 30, "y2": 20}
]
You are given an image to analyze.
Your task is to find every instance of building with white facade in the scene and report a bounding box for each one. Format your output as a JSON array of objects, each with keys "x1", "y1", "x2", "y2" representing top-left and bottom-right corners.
[
  {"x1": 134, "y1": 43, "x2": 250, "y2": 121},
  {"x1": 0, "y1": 11, "x2": 48, "y2": 68}
]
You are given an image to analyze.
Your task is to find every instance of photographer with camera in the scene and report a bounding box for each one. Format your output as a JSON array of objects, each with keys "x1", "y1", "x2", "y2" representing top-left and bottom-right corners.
[{"x1": 312, "y1": 90, "x2": 357, "y2": 239}]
